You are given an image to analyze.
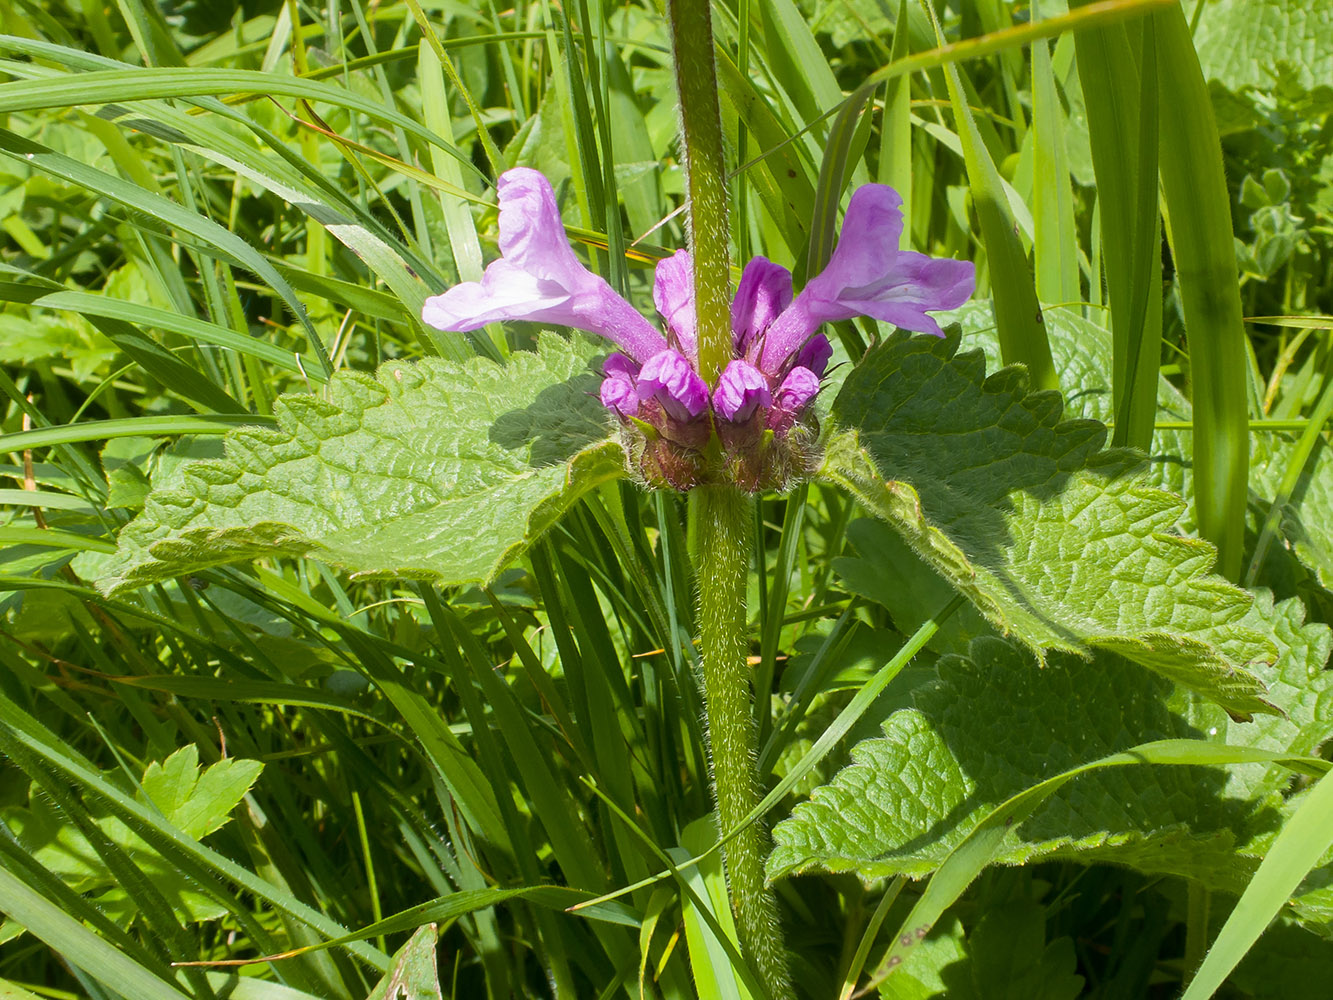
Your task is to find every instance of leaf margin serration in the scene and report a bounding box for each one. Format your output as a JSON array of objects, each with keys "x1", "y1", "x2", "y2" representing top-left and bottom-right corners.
[{"x1": 96, "y1": 333, "x2": 627, "y2": 595}]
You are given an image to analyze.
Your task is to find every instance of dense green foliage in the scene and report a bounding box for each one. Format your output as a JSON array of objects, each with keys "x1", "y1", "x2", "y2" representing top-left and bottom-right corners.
[{"x1": 2, "y1": 1, "x2": 1332, "y2": 998}]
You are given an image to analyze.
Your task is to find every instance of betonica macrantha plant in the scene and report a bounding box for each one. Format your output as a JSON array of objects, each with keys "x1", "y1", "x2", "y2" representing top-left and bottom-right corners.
[{"x1": 422, "y1": 168, "x2": 974, "y2": 492}]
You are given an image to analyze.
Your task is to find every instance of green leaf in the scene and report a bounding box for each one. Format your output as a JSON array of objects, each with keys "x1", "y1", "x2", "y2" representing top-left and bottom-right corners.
[
  {"x1": 821, "y1": 329, "x2": 1275, "y2": 719},
  {"x1": 98, "y1": 334, "x2": 627, "y2": 595},
  {"x1": 938, "y1": 903, "x2": 1084, "y2": 1000},
  {"x1": 139, "y1": 745, "x2": 263, "y2": 840},
  {"x1": 1193, "y1": 0, "x2": 1333, "y2": 98},
  {"x1": 1184, "y1": 767, "x2": 1333, "y2": 1000},
  {"x1": 1153, "y1": 4, "x2": 1251, "y2": 580},
  {"x1": 367, "y1": 924, "x2": 443, "y2": 1000},
  {"x1": 768, "y1": 593, "x2": 1331, "y2": 902}
]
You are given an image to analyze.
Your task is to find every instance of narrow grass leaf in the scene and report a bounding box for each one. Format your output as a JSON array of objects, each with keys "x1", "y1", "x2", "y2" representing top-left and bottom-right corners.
[
  {"x1": 1181, "y1": 769, "x2": 1333, "y2": 1000},
  {"x1": 1152, "y1": 4, "x2": 1250, "y2": 579},
  {"x1": 1030, "y1": 38, "x2": 1079, "y2": 304},
  {"x1": 0, "y1": 128, "x2": 329, "y2": 376},
  {"x1": 0, "y1": 415, "x2": 271, "y2": 453},
  {"x1": 1071, "y1": 13, "x2": 1162, "y2": 450},
  {"x1": 0, "y1": 867, "x2": 191, "y2": 1000},
  {"x1": 923, "y1": 2, "x2": 1057, "y2": 391}
]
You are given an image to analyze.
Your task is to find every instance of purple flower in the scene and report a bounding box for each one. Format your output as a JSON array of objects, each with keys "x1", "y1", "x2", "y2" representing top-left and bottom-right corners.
[
  {"x1": 756, "y1": 185, "x2": 974, "y2": 374},
  {"x1": 421, "y1": 169, "x2": 973, "y2": 491},
  {"x1": 421, "y1": 168, "x2": 667, "y2": 364},
  {"x1": 654, "y1": 250, "x2": 697, "y2": 358},
  {"x1": 599, "y1": 352, "x2": 640, "y2": 416},
  {"x1": 732, "y1": 257, "x2": 792, "y2": 355},
  {"x1": 638, "y1": 349, "x2": 709, "y2": 422},
  {"x1": 770, "y1": 366, "x2": 822, "y2": 429},
  {"x1": 714, "y1": 360, "x2": 772, "y2": 422}
]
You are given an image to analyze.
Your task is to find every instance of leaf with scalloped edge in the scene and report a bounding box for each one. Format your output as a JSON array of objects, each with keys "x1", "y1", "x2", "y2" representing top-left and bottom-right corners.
[
  {"x1": 957, "y1": 301, "x2": 1333, "y2": 596},
  {"x1": 97, "y1": 334, "x2": 625, "y2": 595},
  {"x1": 820, "y1": 329, "x2": 1276, "y2": 719},
  {"x1": 768, "y1": 593, "x2": 1333, "y2": 918}
]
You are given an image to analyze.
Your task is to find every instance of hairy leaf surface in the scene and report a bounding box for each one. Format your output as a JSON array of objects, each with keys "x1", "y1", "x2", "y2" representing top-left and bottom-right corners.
[
  {"x1": 821, "y1": 328, "x2": 1275, "y2": 718},
  {"x1": 98, "y1": 335, "x2": 624, "y2": 594},
  {"x1": 769, "y1": 596, "x2": 1332, "y2": 914}
]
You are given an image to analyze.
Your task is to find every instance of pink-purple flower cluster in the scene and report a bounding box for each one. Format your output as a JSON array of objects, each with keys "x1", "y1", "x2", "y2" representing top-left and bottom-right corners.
[{"x1": 422, "y1": 168, "x2": 973, "y2": 491}]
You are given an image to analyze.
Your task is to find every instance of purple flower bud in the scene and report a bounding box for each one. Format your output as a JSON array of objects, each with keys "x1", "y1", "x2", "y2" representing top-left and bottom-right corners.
[
  {"x1": 759, "y1": 185, "x2": 974, "y2": 374},
  {"x1": 422, "y1": 168, "x2": 668, "y2": 363},
  {"x1": 773, "y1": 366, "x2": 821, "y2": 416},
  {"x1": 713, "y1": 360, "x2": 773, "y2": 422},
  {"x1": 599, "y1": 352, "x2": 640, "y2": 416},
  {"x1": 793, "y1": 334, "x2": 833, "y2": 377},
  {"x1": 637, "y1": 349, "x2": 710, "y2": 422},
  {"x1": 653, "y1": 250, "x2": 697, "y2": 359},
  {"x1": 732, "y1": 256, "x2": 793, "y2": 354}
]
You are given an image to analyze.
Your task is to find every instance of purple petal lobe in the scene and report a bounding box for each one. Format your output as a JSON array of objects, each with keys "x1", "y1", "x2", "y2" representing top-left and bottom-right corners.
[
  {"x1": 653, "y1": 250, "x2": 697, "y2": 359},
  {"x1": 759, "y1": 183, "x2": 975, "y2": 372},
  {"x1": 793, "y1": 334, "x2": 833, "y2": 377},
  {"x1": 713, "y1": 360, "x2": 773, "y2": 422},
  {"x1": 775, "y1": 366, "x2": 820, "y2": 411},
  {"x1": 421, "y1": 168, "x2": 667, "y2": 363},
  {"x1": 732, "y1": 256, "x2": 792, "y2": 353},
  {"x1": 637, "y1": 350, "x2": 709, "y2": 422},
  {"x1": 599, "y1": 352, "x2": 639, "y2": 416},
  {"x1": 773, "y1": 365, "x2": 821, "y2": 424}
]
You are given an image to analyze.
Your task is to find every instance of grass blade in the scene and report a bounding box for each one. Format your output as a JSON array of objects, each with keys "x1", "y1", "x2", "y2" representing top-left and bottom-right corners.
[
  {"x1": 922, "y1": 0, "x2": 1057, "y2": 392},
  {"x1": 1152, "y1": 4, "x2": 1250, "y2": 578},
  {"x1": 1072, "y1": 13, "x2": 1162, "y2": 450},
  {"x1": 1181, "y1": 769, "x2": 1333, "y2": 1000}
]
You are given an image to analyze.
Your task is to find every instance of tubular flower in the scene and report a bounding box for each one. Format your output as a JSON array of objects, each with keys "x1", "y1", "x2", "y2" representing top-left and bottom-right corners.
[{"x1": 422, "y1": 168, "x2": 975, "y2": 491}]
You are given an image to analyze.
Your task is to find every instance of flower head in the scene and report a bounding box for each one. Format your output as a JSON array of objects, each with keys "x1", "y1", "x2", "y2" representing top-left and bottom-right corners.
[{"x1": 422, "y1": 169, "x2": 974, "y2": 492}]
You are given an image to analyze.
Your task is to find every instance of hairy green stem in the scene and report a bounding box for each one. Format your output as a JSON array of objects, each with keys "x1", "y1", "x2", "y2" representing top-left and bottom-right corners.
[
  {"x1": 693, "y1": 486, "x2": 792, "y2": 999},
  {"x1": 666, "y1": 0, "x2": 732, "y2": 386},
  {"x1": 666, "y1": 2, "x2": 790, "y2": 992}
]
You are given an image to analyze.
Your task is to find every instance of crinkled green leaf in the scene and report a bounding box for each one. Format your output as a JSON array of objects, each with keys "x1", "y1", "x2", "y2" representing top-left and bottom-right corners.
[
  {"x1": 768, "y1": 594, "x2": 1332, "y2": 913},
  {"x1": 98, "y1": 334, "x2": 625, "y2": 595},
  {"x1": 959, "y1": 301, "x2": 1333, "y2": 595},
  {"x1": 1194, "y1": 0, "x2": 1333, "y2": 98},
  {"x1": 1249, "y1": 435, "x2": 1333, "y2": 592},
  {"x1": 821, "y1": 328, "x2": 1276, "y2": 718}
]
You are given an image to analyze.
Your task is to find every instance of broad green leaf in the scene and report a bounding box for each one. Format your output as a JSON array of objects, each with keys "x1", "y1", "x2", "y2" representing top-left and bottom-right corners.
[
  {"x1": 98, "y1": 334, "x2": 627, "y2": 595},
  {"x1": 821, "y1": 328, "x2": 1275, "y2": 718},
  {"x1": 1254, "y1": 453, "x2": 1333, "y2": 591},
  {"x1": 935, "y1": 903, "x2": 1084, "y2": 1000},
  {"x1": 367, "y1": 925, "x2": 443, "y2": 1000},
  {"x1": 139, "y1": 745, "x2": 264, "y2": 840},
  {"x1": 959, "y1": 300, "x2": 1333, "y2": 596},
  {"x1": 768, "y1": 594, "x2": 1331, "y2": 907},
  {"x1": 1193, "y1": 0, "x2": 1333, "y2": 97}
]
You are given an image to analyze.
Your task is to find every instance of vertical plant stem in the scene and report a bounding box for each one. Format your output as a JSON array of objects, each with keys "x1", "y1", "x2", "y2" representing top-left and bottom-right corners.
[
  {"x1": 667, "y1": 3, "x2": 789, "y2": 993},
  {"x1": 694, "y1": 485, "x2": 792, "y2": 1000},
  {"x1": 666, "y1": 0, "x2": 732, "y2": 385}
]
